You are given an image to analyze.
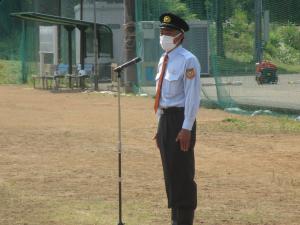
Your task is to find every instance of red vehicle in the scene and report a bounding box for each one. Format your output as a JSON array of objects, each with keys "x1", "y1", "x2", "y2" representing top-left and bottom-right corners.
[{"x1": 255, "y1": 61, "x2": 278, "y2": 84}]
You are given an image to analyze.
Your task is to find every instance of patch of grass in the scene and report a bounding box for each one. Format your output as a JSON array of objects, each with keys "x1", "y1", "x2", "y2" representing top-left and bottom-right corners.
[
  {"x1": 221, "y1": 117, "x2": 247, "y2": 131},
  {"x1": 222, "y1": 117, "x2": 242, "y2": 123},
  {"x1": 276, "y1": 116, "x2": 300, "y2": 133},
  {"x1": 0, "y1": 182, "x2": 165, "y2": 225},
  {"x1": 0, "y1": 59, "x2": 21, "y2": 84},
  {"x1": 201, "y1": 115, "x2": 300, "y2": 134},
  {"x1": 47, "y1": 199, "x2": 117, "y2": 225}
]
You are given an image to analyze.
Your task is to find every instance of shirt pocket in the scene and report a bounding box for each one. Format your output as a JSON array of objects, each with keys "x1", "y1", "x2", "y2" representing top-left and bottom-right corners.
[
  {"x1": 163, "y1": 71, "x2": 182, "y2": 97},
  {"x1": 155, "y1": 73, "x2": 160, "y2": 81}
]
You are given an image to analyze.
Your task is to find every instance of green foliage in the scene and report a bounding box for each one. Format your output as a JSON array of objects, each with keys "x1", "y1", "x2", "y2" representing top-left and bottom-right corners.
[
  {"x1": 279, "y1": 24, "x2": 300, "y2": 50},
  {"x1": 264, "y1": 0, "x2": 300, "y2": 24},
  {"x1": 0, "y1": 60, "x2": 21, "y2": 84},
  {"x1": 221, "y1": 117, "x2": 247, "y2": 130},
  {"x1": 207, "y1": 115, "x2": 300, "y2": 134},
  {"x1": 181, "y1": 0, "x2": 207, "y2": 20},
  {"x1": 137, "y1": 0, "x2": 198, "y2": 21},
  {"x1": 264, "y1": 23, "x2": 300, "y2": 64},
  {"x1": 222, "y1": 8, "x2": 300, "y2": 67},
  {"x1": 223, "y1": 9, "x2": 254, "y2": 63},
  {"x1": 0, "y1": 30, "x2": 21, "y2": 60},
  {"x1": 208, "y1": 0, "x2": 300, "y2": 75}
]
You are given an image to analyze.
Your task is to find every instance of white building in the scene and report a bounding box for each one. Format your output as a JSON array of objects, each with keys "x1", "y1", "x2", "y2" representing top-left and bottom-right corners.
[{"x1": 74, "y1": 1, "x2": 124, "y2": 65}]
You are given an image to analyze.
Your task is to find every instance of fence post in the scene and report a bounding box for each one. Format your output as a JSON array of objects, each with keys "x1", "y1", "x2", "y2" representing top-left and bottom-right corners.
[{"x1": 255, "y1": 0, "x2": 263, "y2": 63}]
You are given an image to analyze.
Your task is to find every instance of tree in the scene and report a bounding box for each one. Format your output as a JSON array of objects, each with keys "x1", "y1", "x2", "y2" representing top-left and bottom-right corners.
[
  {"x1": 181, "y1": 0, "x2": 207, "y2": 20},
  {"x1": 209, "y1": 0, "x2": 254, "y2": 58},
  {"x1": 0, "y1": 0, "x2": 22, "y2": 36},
  {"x1": 264, "y1": 0, "x2": 300, "y2": 24},
  {"x1": 124, "y1": 0, "x2": 137, "y2": 91},
  {"x1": 138, "y1": 0, "x2": 198, "y2": 21},
  {"x1": 0, "y1": 0, "x2": 23, "y2": 59}
]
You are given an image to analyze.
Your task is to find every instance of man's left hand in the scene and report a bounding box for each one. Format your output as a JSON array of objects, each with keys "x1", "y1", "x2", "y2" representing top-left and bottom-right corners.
[{"x1": 176, "y1": 129, "x2": 191, "y2": 151}]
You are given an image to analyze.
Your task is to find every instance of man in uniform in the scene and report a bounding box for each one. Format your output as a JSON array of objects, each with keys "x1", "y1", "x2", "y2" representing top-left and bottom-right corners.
[{"x1": 154, "y1": 13, "x2": 201, "y2": 225}]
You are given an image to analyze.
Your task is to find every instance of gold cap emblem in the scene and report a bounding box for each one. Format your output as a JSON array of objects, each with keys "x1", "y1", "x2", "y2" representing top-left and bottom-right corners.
[{"x1": 163, "y1": 16, "x2": 171, "y2": 23}]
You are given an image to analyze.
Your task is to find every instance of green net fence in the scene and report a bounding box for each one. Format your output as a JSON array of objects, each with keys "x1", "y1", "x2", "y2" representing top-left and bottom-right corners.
[
  {"x1": 1, "y1": 0, "x2": 300, "y2": 114},
  {"x1": 0, "y1": 0, "x2": 114, "y2": 86},
  {"x1": 135, "y1": 0, "x2": 300, "y2": 114},
  {"x1": 0, "y1": 0, "x2": 61, "y2": 83},
  {"x1": 204, "y1": 0, "x2": 300, "y2": 114}
]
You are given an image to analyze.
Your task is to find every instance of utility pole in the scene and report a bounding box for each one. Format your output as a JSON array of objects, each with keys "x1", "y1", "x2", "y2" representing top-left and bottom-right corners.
[
  {"x1": 93, "y1": 0, "x2": 99, "y2": 90},
  {"x1": 80, "y1": 0, "x2": 84, "y2": 71},
  {"x1": 80, "y1": 0, "x2": 83, "y2": 20},
  {"x1": 255, "y1": 0, "x2": 263, "y2": 63},
  {"x1": 216, "y1": 0, "x2": 225, "y2": 58},
  {"x1": 57, "y1": 0, "x2": 61, "y2": 63},
  {"x1": 124, "y1": 0, "x2": 137, "y2": 93}
]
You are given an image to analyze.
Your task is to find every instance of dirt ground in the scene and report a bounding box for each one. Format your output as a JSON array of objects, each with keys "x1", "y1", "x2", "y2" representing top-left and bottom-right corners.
[{"x1": 0, "y1": 85, "x2": 299, "y2": 225}]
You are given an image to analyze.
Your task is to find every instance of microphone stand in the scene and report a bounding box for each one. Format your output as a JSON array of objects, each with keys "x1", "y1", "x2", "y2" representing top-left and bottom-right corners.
[
  {"x1": 114, "y1": 57, "x2": 141, "y2": 225},
  {"x1": 116, "y1": 69, "x2": 124, "y2": 225}
]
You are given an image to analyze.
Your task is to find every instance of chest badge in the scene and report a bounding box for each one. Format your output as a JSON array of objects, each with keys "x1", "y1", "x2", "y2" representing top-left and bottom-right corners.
[{"x1": 186, "y1": 68, "x2": 196, "y2": 79}]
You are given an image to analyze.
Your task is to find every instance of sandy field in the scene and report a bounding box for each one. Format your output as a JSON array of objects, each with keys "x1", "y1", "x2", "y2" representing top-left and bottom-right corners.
[{"x1": 0, "y1": 85, "x2": 299, "y2": 225}]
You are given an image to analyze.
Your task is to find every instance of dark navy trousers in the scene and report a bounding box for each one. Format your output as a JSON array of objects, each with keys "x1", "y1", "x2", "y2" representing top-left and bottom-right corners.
[{"x1": 157, "y1": 107, "x2": 197, "y2": 210}]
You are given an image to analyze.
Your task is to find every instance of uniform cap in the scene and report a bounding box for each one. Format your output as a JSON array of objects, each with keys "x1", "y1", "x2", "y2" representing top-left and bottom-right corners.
[{"x1": 159, "y1": 12, "x2": 189, "y2": 32}]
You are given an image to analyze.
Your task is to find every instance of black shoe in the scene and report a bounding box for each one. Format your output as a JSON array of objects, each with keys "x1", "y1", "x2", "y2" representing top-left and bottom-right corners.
[
  {"x1": 171, "y1": 208, "x2": 178, "y2": 225},
  {"x1": 177, "y1": 208, "x2": 194, "y2": 225}
]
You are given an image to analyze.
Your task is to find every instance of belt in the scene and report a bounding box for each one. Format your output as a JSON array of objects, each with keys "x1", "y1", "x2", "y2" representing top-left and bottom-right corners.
[{"x1": 160, "y1": 107, "x2": 184, "y2": 114}]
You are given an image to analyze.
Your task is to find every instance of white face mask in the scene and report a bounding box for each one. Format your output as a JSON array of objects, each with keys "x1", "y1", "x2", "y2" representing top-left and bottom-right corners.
[{"x1": 160, "y1": 33, "x2": 182, "y2": 52}]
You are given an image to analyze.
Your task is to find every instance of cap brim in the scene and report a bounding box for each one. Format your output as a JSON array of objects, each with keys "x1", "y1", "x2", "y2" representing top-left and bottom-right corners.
[{"x1": 160, "y1": 23, "x2": 184, "y2": 32}]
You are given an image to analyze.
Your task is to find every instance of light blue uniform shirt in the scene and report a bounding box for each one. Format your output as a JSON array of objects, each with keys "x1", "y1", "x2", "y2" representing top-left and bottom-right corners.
[{"x1": 156, "y1": 45, "x2": 201, "y2": 130}]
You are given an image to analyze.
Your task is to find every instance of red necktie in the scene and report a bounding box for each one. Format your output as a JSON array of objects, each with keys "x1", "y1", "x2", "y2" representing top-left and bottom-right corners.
[{"x1": 154, "y1": 54, "x2": 169, "y2": 113}]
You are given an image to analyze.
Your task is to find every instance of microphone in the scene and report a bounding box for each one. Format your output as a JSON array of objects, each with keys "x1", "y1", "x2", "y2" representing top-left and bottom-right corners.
[{"x1": 114, "y1": 57, "x2": 142, "y2": 72}]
